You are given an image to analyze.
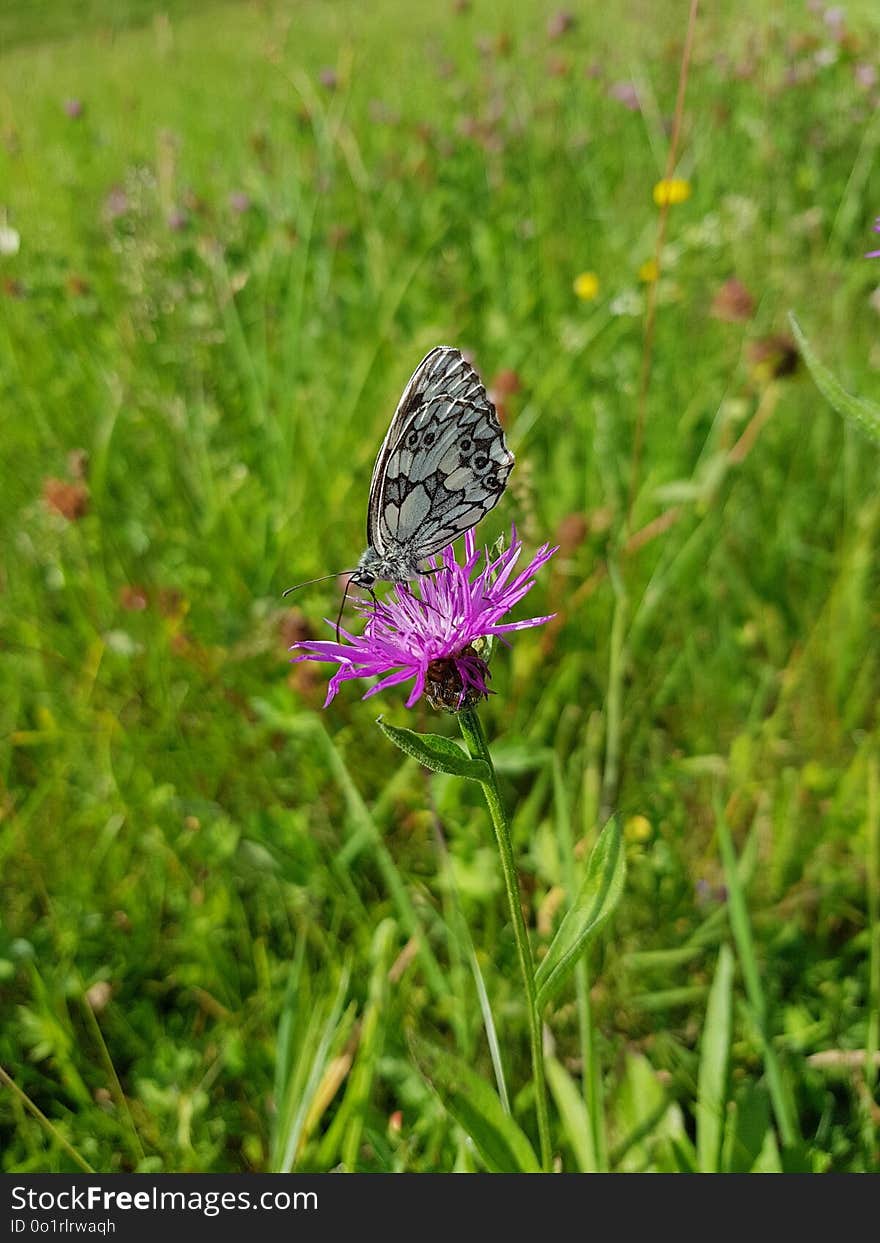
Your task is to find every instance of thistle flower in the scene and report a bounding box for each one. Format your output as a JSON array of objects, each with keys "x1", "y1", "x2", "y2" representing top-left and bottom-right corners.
[
  {"x1": 291, "y1": 527, "x2": 557, "y2": 709},
  {"x1": 866, "y1": 217, "x2": 880, "y2": 259}
]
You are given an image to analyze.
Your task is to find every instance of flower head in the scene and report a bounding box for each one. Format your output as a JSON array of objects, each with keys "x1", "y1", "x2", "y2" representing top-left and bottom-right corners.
[
  {"x1": 0, "y1": 224, "x2": 20, "y2": 257},
  {"x1": 866, "y1": 217, "x2": 880, "y2": 259},
  {"x1": 573, "y1": 270, "x2": 600, "y2": 300},
  {"x1": 103, "y1": 186, "x2": 129, "y2": 222},
  {"x1": 228, "y1": 191, "x2": 252, "y2": 215},
  {"x1": 653, "y1": 178, "x2": 692, "y2": 207},
  {"x1": 608, "y1": 81, "x2": 640, "y2": 111},
  {"x1": 710, "y1": 277, "x2": 755, "y2": 322},
  {"x1": 291, "y1": 527, "x2": 557, "y2": 709}
]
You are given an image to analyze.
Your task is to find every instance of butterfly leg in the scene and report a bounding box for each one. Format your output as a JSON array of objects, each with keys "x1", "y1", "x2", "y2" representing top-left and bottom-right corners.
[
  {"x1": 414, "y1": 564, "x2": 448, "y2": 613},
  {"x1": 334, "y1": 577, "x2": 354, "y2": 644},
  {"x1": 335, "y1": 575, "x2": 376, "y2": 642}
]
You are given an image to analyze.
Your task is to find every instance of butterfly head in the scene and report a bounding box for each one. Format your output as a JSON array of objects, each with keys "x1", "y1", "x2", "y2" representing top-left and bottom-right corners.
[{"x1": 350, "y1": 547, "x2": 381, "y2": 591}]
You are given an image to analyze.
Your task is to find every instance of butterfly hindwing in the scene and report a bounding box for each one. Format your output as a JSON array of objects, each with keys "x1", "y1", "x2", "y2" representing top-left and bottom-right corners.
[{"x1": 380, "y1": 397, "x2": 513, "y2": 556}]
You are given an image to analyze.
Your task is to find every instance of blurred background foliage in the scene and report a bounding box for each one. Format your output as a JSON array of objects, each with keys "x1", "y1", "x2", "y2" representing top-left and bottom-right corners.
[{"x1": 1, "y1": 0, "x2": 879, "y2": 1171}]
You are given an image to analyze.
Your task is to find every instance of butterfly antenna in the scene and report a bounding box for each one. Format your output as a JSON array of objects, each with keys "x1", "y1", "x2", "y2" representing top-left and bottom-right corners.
[{"x1": 282, "y1": 571, "x2": 355, "y2": 598}]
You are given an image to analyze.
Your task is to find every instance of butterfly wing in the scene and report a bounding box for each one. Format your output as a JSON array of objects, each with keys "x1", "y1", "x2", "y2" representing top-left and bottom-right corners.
[
  {"x1": 367, "y1": 346, "x2": 478, "y2": 549},
  {"x1": 368, "y1": 346, "x2": 514, "y2": 560}
]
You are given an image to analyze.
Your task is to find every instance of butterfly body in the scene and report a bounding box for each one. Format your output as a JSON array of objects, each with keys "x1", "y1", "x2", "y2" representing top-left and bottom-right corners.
[{"x1": 353, "y1": 345, "x2": 514, "y2": 590}]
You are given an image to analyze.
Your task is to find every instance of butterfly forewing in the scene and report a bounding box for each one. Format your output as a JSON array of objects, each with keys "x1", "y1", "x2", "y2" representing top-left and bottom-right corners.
[{"x1": 368, "y1": 347, "x2": 514, "y2": 563}]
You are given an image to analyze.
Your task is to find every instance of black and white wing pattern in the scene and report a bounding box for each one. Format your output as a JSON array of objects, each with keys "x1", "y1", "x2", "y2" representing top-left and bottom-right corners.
[{"x1": 367, "y1": 346, "x2": 514, "y2": 560}]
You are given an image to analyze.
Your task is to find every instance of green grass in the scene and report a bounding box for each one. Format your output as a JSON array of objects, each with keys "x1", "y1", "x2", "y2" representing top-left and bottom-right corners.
[{"x1": 1, "y1": 0, "x2": 879, "y2": 1172}]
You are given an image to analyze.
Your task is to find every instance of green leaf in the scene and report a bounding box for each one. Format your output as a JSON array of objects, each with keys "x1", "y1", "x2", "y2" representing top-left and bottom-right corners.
[
  {"x1": 535, "y1": 818, "x2": 626, "y2": 1011},
  {"x1": 789, "y1": 311, "x2": 880, "y2": 444},
  {"x1": 376, "y1": 717, "x2": 490, "y2": 782},
  {"x1": 411, "y1": 1037, "x2": 540, "y2": 1173},
  {"x1": 722, "y1": 1083, "x2": 772, "y2": 1173},
  {"x1": 546, "y1": 1056, "x2": 597, "y2": 1172},
  {"x1": 610, "y1": 1051, "x2": 690, "y2": 1172},
  {"x1": 696, "y1": 943, "x2": 734, "y2": 1172}
]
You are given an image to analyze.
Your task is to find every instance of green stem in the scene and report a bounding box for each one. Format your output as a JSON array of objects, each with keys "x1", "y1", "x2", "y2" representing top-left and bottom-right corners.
[{"x1": 458, "y1": 707, "x2": 552, "y2": 1172}]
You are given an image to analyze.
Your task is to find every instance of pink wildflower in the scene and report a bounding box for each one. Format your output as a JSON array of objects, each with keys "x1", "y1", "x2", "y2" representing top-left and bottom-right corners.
[{"x1": 291, "y1": 527, "x2": 556, "y2": 709}]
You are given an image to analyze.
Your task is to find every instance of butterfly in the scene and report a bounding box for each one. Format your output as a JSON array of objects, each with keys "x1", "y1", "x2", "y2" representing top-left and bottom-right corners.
[
  {"x1": 286, "y1": 346, "x2": 515, "y2": 623},
  {"x1": 354, "y1": 345, "x2": 515, "y2": 588}
]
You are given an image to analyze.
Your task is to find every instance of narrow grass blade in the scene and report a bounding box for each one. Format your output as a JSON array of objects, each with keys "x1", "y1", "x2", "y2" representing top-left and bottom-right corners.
[
  {"x1": 789, "y1": 312, "x2": 880, "y2": 444},
  {"x1": 864, "y1": 756, "x2": 879, "y2": 1165},
  {"x1": 715, "y1": 796, "x2": 800, "y2": 1150},
  {"x1": 331, "y1": 919, "x2": 397, "y2": 1170},
  {"x1": 273, "y1": 964, "x2": 352, "y2": 1173},
  {"x1": 466, "y1": 943, "x2": 511, "y2": 1116},
  {"x1": 696, "y1": 943, "x2": 734, "y2": 1172},
  {"x1": 535, "y1": 818, "x2": 625, "y2": 1011},
  {"x1": 867, "y1": 758, "x2": 879, "y2": 1083},
  {"x1": 427, "y1": 810, "x2": 509, "y2": 1113},
  {"x1": 0, "y1": 1065, "x2": 94, "y2": 1173},
  {"x1": 251, "y1": 705, "x2": 449, "y2": 1002},
  {"x1": 553, "y1": 750, "x2": 606, "y2": 1169},
  {"x1": 273, "y1": 935, "x2": 308, "y2": 1117},
  {"x1": 629, "y1": 985, "x2": 708, "y2": 1012},
  {"x1": 600, "y1": 562, "x2": 627, "y2": 821},
  {"x1": 78, "y1": 987, "x2": 145, "y2": 1166}
]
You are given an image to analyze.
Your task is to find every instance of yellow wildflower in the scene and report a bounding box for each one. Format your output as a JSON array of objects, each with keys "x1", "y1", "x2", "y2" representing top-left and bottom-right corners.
[
  {"x1": 624, "y1": 814, "x2": 653, "y2": 843},
  {"x1": 638, "y1": 257, "x2": 660, "y2": 283},
  {"x1": 573, "y1": 270, "x2": 600, "y2": 300},
  {"x1": 653, "y1": 178, "x2": 692, "y2": 207}
]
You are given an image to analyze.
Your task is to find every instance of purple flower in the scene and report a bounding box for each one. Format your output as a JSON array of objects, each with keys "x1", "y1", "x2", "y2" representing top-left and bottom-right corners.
[
  {"x1": 547, "y1": 11, "x2": 576, "y2": 39},
  {"x1": 867, "y1": 217, "x2": 880, "y2": 259},
  {"x1": 229, "y1": 191, "x2": 251, "y2": 215},
  {"x1": 63, "y1": 98, "x2": 83, "y2": 119},
  {"x1": 291, "y1": 527, "x2": 557, "y2": 709},
  {"x1": 608, "y1": 80, "x2": 640, "y2": 112},
  {"x1": 854, "y1": 63, "x2": 878, "y2": 91},
  {"x1": 103, "y1": 186, "x2": 129, "y2": 221}
]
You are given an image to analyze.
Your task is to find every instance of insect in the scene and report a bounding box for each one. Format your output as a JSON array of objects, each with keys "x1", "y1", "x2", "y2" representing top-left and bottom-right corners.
[{"x1": 285, "y1": 346, "x2": 515, "y2": 630}]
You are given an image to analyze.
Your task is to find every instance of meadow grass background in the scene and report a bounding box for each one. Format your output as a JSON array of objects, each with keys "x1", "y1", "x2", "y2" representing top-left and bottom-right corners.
[{"x1": 1, "y1": 0, "x2": 879, "y2": 1173}]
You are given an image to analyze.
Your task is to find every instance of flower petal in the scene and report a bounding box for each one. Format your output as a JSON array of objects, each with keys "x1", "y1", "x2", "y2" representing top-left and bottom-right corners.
[
  {"x1": 490, "y1": 612, "x2": 557, "y2": 633},
  {"x1": 404, "y1": 666, "x2": 427, "y2": 708},
  {"x1": 292, "y1": 525, "x2": 557, "y2": 708},
  {"x1": 362, "y1": 666, "x2": 416, "y2": 699}
]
